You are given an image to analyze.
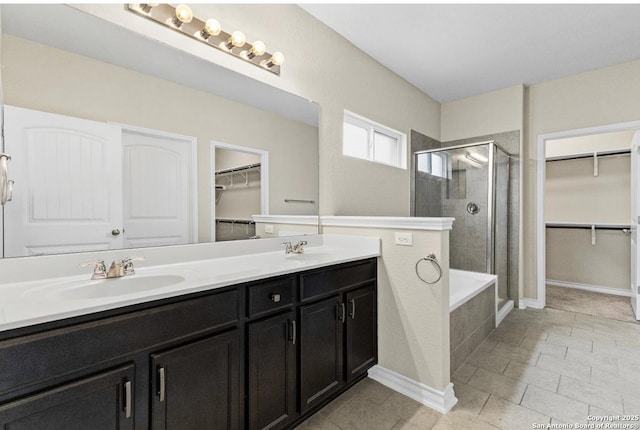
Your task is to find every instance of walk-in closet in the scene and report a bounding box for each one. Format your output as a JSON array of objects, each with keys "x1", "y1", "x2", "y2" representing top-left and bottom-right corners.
[{"x1": 545, "y1": 130, "x2": 636, "y2": 321}]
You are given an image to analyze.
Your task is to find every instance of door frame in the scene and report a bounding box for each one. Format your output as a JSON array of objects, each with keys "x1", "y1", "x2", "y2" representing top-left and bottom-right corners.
[
  {"x1": 210, "y1": 141, "x2": 269, "y2": 242},
  {"x1": 536, "y1": 120, "x2": 640, "y2": 309}
]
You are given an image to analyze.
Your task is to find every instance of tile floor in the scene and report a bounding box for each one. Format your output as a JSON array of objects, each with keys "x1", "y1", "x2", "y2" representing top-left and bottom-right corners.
[{"x1": 295, "y1": 307, "x2": 640, "y2": 430}]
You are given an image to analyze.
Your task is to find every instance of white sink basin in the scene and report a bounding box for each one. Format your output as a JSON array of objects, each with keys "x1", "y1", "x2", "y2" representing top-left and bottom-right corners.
[{"x1": 24, "y1": 274, "x2": 187, "y2": 300}]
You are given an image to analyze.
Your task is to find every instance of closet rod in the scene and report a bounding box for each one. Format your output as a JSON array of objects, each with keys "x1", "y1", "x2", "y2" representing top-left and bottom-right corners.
[
  {"x1": 546, "y1": 149, "x2": 630, "y2": 162},
  {"x1": 545, "y1": 223, "x2": 630, "y2": 230},
  {"x1": 215, "y1": 218, "x2": 256, "y2": 225}
]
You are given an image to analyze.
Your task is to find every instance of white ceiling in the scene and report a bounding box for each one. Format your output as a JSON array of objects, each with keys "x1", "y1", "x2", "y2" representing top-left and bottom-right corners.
[{"x1": 300, "y1": 4, "x2": 640, "y2": 103}]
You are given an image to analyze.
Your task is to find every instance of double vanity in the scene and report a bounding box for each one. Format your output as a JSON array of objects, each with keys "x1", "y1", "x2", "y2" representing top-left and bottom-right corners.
[{"x1": 0, "y1": 236, "x2": 380, "y2": 430}]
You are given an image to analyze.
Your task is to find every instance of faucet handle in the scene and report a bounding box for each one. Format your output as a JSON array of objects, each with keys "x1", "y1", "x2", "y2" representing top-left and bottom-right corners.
[
  {"x1": 81, "y1": 259, "x2": 107, "y2": 280},
  {"x1": 282, "y1": 242, "x2": 293, "y2": 254},
  {"x1": 123, "y1": 256, "x2": 145, "y2": 275},
  {"x1": 293, "y1": 240, "x2": 308, "y2": 253}
]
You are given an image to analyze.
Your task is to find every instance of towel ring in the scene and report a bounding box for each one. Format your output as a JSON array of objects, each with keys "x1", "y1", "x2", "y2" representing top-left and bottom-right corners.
[{"x1": 415, "y1": 253, "x2": 442, "y2": 284}]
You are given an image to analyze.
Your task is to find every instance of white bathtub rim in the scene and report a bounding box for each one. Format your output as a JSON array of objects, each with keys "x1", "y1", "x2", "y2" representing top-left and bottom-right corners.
[{"x1": 449, "y1": 269, "x2": 498, "y2": 312}]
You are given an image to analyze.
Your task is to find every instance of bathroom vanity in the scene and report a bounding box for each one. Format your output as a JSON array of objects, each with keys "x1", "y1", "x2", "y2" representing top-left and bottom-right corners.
[{"x1": 0, "y1": 247, "x2": 378, "y2": 430}]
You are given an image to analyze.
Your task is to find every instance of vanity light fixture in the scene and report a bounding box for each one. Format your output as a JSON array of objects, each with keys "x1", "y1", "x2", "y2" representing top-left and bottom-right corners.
[{"x1": 128, "y1": 3, "x2": 284, "y2": 75}]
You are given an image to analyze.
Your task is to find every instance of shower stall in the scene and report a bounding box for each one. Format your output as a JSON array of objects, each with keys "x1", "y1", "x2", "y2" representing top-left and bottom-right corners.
[{"x1": 414, "y1": 141, "x2": 513, "y2": 311}]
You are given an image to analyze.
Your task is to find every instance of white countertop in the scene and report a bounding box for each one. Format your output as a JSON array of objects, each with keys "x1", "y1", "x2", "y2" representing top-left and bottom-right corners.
[{"x1": 0, "y1": 237, "x2": 380, "y2": 333}]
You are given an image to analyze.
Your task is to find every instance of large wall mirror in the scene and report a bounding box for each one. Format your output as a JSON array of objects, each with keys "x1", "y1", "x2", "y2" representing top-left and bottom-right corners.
[{"x1": 0, "y1": 4, "x2": 319, "y2": 258}]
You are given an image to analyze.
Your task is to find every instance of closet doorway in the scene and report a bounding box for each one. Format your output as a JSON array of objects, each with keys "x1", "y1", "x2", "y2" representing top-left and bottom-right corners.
[
  {"x1": 210, "y1": 142, "x2": 268, "y2": 242},
  {"x1": 537, "y1": 123, "x2": 640, "y2": 321}
]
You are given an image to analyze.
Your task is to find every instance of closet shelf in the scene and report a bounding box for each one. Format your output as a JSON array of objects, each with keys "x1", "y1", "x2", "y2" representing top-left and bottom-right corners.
[
  {"x1": 215, "y1": 163, "x2": 261, "y2": 177},
  {"x1": 215, "y1": 163, "x2": 261, "y2": 189}
]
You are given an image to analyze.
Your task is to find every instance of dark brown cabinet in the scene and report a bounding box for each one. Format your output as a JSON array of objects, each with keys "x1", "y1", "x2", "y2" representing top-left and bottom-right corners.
[
  {"x1": 345, "y1": 285, "x2": 377, "y2": 382},
  {"x1": 0, "y1": 364, "x2": 135, "y2": 430},
  {"x1": 150, "y1": 330, "x2": 241, "y2": 430},
  {"x1": 0, "y1": 258, "x2": 377, "y2": 430},
  {"x1": 247, "y1": 311, "x2": 297, "y2": 430},
  {"x1": 299, "y1": 296, "x2": 344, "y2": 412}
]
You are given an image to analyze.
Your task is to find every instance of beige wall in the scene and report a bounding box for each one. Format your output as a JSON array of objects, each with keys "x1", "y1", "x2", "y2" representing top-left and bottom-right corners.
[
  {"x1": 546, "y1": 156, "x2": 630, "y2": 224},
  {"x1": 546, "y1": 229, "x2": 630, "y2": 291},
  {"x1": 440, "y1": 85, "x2": 524, "y2": 142},
  {"x1": 76, "y1": 4, "x2": 441, "y2": 218},
  {"x1": 525, "y1": 59, "x2": 640, "y2": 299},
  {"x1": 321, "y1": 225, "x2": 451, "y2": 391},
  {"x1": 2, "y1": 34, "x2": 319, "y2": 242}
]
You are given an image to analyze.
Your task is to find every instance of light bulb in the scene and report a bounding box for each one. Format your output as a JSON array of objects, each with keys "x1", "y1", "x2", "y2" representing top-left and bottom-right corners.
[
  {"x1": 230, "y1": 31, "x2": 246, "y2": 47},
  {"x1": 203, "y1": 18, "x2": 221, "y2": 37},
  {"x1": 251, "y1": 40, "x2": 266, "y2": 57},
  {"x1": 261, "y1": 51, "x2": 284, "y2": 69},
  {"x1": 270, "y1": 51, "x2": 285, "y2": 66},
  {"x1": 174, "y1": 4, "x2": 193, "y2": 25}
]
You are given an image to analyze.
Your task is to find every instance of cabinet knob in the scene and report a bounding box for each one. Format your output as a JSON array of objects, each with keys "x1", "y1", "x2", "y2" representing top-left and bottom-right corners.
[{"x1": 271, "y1": 293, "x2": 281, "y2": 303}]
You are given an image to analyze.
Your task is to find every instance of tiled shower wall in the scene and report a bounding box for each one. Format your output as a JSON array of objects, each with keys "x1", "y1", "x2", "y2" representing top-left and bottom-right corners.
[{"x1": 411, "y1": 130, "x2": 520, "y2": 306}]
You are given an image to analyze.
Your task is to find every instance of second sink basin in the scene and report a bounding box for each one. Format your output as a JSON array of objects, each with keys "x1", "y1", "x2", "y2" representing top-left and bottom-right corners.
[{"x1": 25, "y1": 274, "x2": 187, "y2": 301}]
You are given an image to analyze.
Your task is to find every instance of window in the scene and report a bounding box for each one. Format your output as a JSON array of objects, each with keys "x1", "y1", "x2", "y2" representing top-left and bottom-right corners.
[
  {"x1": 417, "y1": 152, "x2": 451, "y2": 179},
  {"x1": 343, "y1": 111, "x2": 407, "y2": 169}
]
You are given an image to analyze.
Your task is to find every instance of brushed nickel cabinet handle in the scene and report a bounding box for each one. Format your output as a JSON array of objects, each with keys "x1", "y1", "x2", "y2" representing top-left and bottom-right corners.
[
  {"x1": 341, "y1": 302, "x2": 346, "y2": 323},
  {"x1": 124, "y1": 380, "x2": 132, "y2": 418},
  {"x1": 158, "y1": 367, "x2": 166, "y2": 402},
  {"x1": 350, "y1": 299, "x2": 356, "y2": 319},
  {"x1": 271, "y1": 293, "x2": 281, "y2": 303},
  {"x1": 291, "y1": 320, "x2": 297, "y2": 345}
]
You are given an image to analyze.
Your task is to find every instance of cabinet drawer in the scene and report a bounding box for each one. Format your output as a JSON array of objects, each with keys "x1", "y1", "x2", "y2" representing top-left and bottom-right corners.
[
  {"x1": 300, "y1": 259, "x2": 376, "y2": 303},
  {"x1": 0, "y1": 289, "x2": 239, "y2": 400},
  {"x1": 247, "y1": 276, "x2": 296, "y2": 319}
]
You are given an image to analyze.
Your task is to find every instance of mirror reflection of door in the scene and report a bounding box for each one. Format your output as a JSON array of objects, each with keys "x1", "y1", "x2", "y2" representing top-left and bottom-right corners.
[
  {"x1": 213, "y1": 144, "x2": 266, "y2": 242},
  {"x1": 3, "y1": 106, "x2": 197, "y2": 257}
]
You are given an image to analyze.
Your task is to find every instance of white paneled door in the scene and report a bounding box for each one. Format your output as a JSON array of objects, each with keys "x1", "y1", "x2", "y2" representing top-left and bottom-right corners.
[
  {"x1": 4, "y1": 106, "x2": 122, "y2": 257},
  {"x1": 121, "y1": 126, "x2": 197, "y2": 248},
  {"x1": 631, "y1": 131, "x2": 640, "y2": 320}
]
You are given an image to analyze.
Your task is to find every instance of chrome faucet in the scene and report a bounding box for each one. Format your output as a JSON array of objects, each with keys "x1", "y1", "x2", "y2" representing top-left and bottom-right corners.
[
  {"x1": 82, "y1": 256, "x2": 145, "y2": 279},
  {"x1": 283, "y1": 240, "x2": 308, "y2": 254},
  {"x1": 81, "y1": 260, "x2": 107, "y2": 280},
  {"x1": 107, "y1": 260, "x2": 125, "y2": 278}
]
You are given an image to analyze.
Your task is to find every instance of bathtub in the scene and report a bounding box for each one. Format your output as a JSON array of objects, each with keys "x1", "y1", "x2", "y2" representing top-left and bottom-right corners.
[
  {"x1": 449, "y1": 269, "x2": 497, "y2": 312},
  {"x1": 449, "y1": 269, "x2": 499, "y2": 374}
]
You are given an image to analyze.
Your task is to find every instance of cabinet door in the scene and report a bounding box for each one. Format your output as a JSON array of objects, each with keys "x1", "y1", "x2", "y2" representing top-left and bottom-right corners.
[
  {"x1": 150, "y1": 330, "x2": 240, "y2": 430},
  {"x1": 248, "y1": 311, "x2": 297, "y2": 430},
  {"x1": 345, "y1": 285, "x2": 377, "y2": 382},
  {"x1": 299, "y1": 296, "x2": 343, "y2": 412},
  {"x1": 0, "y1": 364, "x2": 134, "y2": 430}
]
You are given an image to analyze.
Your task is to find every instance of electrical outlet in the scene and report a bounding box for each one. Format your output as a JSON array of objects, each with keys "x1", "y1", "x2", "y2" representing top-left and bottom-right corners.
[
  {"x1": 264, "y1": 224, "x2": 274, "y2": 234},
  {"x1": 394, "y1": 232, "x2": 413, "y2": 246}
]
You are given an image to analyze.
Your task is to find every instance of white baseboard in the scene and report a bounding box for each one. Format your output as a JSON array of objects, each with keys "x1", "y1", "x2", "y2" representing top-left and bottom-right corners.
[
  {"x1": 546, "y1": 279, "x2": 633, "y2": 297},
  {"x1": 496, "y1": 300, "x2": 514, "y2": 326},
  {"x1": 519, "y1": 297, "x2": 544, "y2": 309},
  {"x1": 367, "y1": 365, "x2": 457, "y2": 413}
]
